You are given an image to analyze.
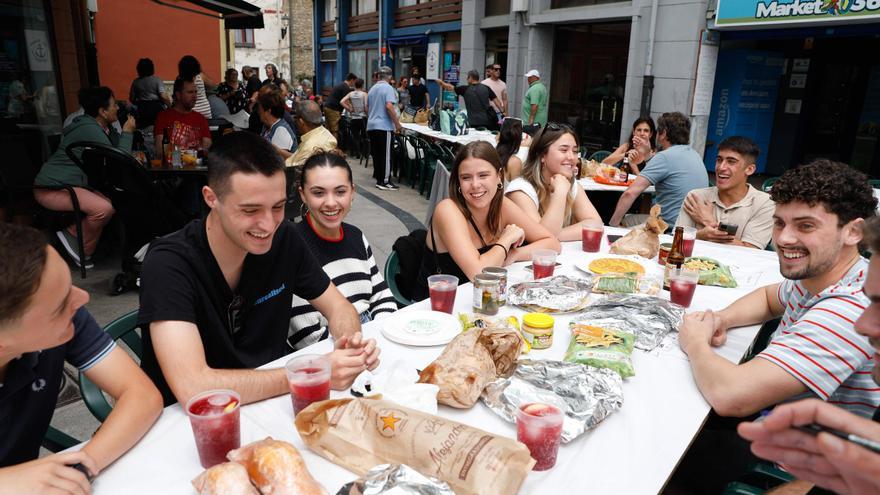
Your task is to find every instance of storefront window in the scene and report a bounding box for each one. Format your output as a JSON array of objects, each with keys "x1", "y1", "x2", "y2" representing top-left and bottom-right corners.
[
  {"x1": 549, "y1": 22, "x2": 630, "y2": 152},
  {"x1": 0, "y1": 0, "x2": 64, "y2": 167}
]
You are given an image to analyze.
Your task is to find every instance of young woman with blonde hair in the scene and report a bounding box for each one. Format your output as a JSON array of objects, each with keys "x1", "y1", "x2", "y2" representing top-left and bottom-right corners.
[{"x1": 506, "y1": 124, "x2": 602, "y2": 241}]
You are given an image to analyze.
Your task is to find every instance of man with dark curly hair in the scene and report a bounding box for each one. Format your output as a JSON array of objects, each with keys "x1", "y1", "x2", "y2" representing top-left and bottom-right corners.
[{"x1": 678, "y1": 159, "x2": 878, "y2": 418}]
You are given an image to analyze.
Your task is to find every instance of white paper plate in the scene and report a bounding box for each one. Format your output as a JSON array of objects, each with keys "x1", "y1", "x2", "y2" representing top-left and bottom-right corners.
[{"x1": 380, "y1": 310, "x2": 461, "y2": 346}]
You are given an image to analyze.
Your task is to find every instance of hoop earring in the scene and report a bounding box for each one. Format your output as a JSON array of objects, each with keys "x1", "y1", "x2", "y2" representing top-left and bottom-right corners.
[
  {"x1": 458, "y1": 187, "x2": 462, "y2": 194},
  {"x1": 497, "y1": 182, "x2": 503, "y2": 190},
  {"x1": 300, "y1": 203, "x2": 308, "y2": 217}
]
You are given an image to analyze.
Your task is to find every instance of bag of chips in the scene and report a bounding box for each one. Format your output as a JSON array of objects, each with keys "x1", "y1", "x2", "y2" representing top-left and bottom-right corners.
[{"x1": 564, "y1": 322, "x2": 635, "y2": 378}]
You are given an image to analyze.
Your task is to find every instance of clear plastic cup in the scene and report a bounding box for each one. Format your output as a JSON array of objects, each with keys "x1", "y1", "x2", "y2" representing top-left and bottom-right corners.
[
  {"x1": 531, "y1": 249, "x2": 557, "y2": 280},
  {"x1": 682, "y1": 227, "x2": 697, "y2": 257},
  {"x1": 581, "y1": 223, "x2": 604, "y2": 253},
  {"x1": 285, "y1": 354, "x2": 331, "y2": 416},
  {"x1": 427, "y1": 274, "x2": 458, "y2": 313},
  {"x1": 516, "y1": 403, "x2": 564, "y2": 471},
  {"x1": 185, "y1": 389, "x2": 241, "y2": 468},
  {"x1": 669, "y1": 267, "x2": 700, "y2": 308}
]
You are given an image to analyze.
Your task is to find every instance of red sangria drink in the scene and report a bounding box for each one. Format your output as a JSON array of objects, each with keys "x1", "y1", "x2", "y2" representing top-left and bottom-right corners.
[
  {"x1": 427, "y1": 275, "x2": 458, "y2": 314},
  {"x1": 531, "y1": 249, "x2": 558, "y2": 280},
  {"x1": 516, "y1": 403, "x2": 564, "y2": 471},
  {"x1": 581, "y1": 224, "x2": 604, "y2": 253},
  {"x1": 682, "y1": 227, "x2": 697, "y2": 257},
  {"x1": 285, "y1": 354, "x2": 331, "y2": 416},
  {"x1": 668, "y1": 267, "x2": 699, "y2": 308},
  {"x1": 185, "y1": 389, "x2": 241, "y2": 468}
]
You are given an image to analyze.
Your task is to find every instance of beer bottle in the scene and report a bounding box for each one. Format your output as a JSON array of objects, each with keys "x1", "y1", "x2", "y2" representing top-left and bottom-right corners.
[
  {"x1": 162, "y1": 128, "x2": 171, "y2": 168},
  {"x1": 620, "y1": 154, "x2": 632, "y2": 176},
  {"x1": 663, "y1": 226, "x2": 685, "y2": 290}
]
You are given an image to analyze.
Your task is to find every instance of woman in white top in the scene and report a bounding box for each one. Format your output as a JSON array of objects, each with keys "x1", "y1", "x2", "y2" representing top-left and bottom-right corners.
[
  {"x1": 505, "y1": 123, "x2": 602, "y2": 241},
  {"x1": 178, "y1": 55, "x2": 213, "y2": 119}
]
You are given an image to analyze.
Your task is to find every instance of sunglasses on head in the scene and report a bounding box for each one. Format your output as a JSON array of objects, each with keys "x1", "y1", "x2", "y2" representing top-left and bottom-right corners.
[{"x1": 544, "y1": 122, "x2": 574, "y2": 132}]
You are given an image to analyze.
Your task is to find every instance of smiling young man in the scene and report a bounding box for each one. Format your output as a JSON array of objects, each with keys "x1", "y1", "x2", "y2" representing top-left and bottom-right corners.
[
  {"x1": 736, "y1": 216, "x2": 880, "y2": 495},
  {"x1": 678, "y1": 159, "x2": 878, "y2": 419},
  {"x1": 138, "y1": 131, "x2": 379, "y2": 407},
  {"x1": 675, "y1": 136, "x2": 775, "y2": 249},
  {"x1": 0, "y1": 224, "x2": 162, "y2": 493}
]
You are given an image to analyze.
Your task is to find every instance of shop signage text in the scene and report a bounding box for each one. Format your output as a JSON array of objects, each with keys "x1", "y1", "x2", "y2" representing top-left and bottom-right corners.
[{"x1": 716, "y1": 0, "x2": 880, "y2": 27}]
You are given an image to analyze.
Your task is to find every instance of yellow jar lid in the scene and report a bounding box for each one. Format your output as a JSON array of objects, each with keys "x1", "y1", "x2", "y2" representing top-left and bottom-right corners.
[{"x1": 523, "y1": 313, "x2": 554, "y2": 329}]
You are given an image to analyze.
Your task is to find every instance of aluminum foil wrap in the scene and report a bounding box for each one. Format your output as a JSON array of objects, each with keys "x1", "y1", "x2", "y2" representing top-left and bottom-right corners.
[
  {"x1": 507, "y1": 275, "x2": 594, "y2": 313},
  {"x1": 481, "y1": 359, "x2": 623, "y2": 443},
  {"x1": 336, "y1": 464, "x2": 454, "y2": 495},
  {"x1": 573, "y1": 295, "x2": 685, "y2": 351}
]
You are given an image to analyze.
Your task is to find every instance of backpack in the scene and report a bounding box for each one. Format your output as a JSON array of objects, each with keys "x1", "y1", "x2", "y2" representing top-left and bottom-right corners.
[
  {"x1": 440, "y1": 108, "x2": 469, "y2": 136},
  {"x1": 392, "y1": 229, "x2": 427, "y2": 301}
]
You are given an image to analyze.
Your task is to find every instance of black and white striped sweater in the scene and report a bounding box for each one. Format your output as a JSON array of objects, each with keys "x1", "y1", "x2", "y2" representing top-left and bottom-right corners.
[{"x1": 287, "y1": 218, "x2": 397, "y2": 349}]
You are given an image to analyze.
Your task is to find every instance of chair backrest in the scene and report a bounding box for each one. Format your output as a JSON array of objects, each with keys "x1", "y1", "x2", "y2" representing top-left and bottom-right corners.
[
  {"x1": 588, "y1": 150, "x2": 611, "y2": 163},
  {"x1": 761, "y1": 177, "x2": 779, "y2": 193},
  {"x1": 384, "y1": 251, "x2": 414, "y2": 307},
  {"x1": 78, "y1": 310, "x2": 142, "y2": 422},
  {"x1": 65, "y1": 140, "x2": 153, "y2": 196}
]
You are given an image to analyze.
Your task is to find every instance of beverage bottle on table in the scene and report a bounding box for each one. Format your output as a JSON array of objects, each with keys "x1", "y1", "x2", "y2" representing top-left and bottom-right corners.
[
  {"x1": 162, "y1": 128, "x2": 171, "y2": 168},
  {"x1": 617, "y1": 155, "x2": 631, "y2": 182},
  {"x1": 172, "y1": 145, "x2": 183, "y2": 169},
  {"x1": 663, "y1": 226, "x2": 685, "y2": 290}
]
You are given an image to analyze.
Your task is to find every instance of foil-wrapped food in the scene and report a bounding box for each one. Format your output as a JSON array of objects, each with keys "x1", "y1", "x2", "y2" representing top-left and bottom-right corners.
[
  {"x1": 572, "y1": 295, "x2": 685, "y2": 351},
  {"x1": 507, "y1": 275, "x2": 594, "y2": 313},
  {"x1": 482, "y1": 359, "x2": 624, "y2": 443},
  {"x1": 336, "y1": 464, "x2": 454, "y2": 495}
]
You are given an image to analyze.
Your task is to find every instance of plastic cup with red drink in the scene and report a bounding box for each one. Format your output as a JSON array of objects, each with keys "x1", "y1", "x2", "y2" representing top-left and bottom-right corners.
[
  {"x1": 531, "y1": 250, "x2": 557, "y2": 280},
  {"x1": 285, "y1": 354, "x2": 331, "y2": 416},
  {"x1": 516, "y1": 402, "x2": 564, "y2": 471},
  {"x1": 682, "y1": 227, "x2": 697, "y2": 258},
  {"x1": 581, "y1": 223, "x2": 604, "y2": 253},
  {"x1": 185, "y1": 389, "x2": 241, "y2": 468},
  {"x1": 427, "y1": 274, "x2": 458, "y2": 314},
  {"x1": 669, "y1": 267, "x2": 700, "y2": 308}
]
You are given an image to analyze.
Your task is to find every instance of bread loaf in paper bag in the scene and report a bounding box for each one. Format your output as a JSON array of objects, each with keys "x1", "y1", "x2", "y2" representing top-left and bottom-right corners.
[
  {"x1": 609, "y1": 205, "x2": 668, "y2": 258},
  {"x1": 295, "y1": 397, "x2": 534, "y2": 495}
]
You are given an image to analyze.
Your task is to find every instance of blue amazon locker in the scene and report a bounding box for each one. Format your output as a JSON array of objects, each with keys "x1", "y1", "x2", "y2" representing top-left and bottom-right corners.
[{"x1": 705, "y1": 49, "x2": 785, "y2": 173}]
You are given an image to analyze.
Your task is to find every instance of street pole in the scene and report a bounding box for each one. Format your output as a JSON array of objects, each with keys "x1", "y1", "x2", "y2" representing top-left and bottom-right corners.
[{"x1": 288, "y1": 0, "x2": 295, "y2": 80}]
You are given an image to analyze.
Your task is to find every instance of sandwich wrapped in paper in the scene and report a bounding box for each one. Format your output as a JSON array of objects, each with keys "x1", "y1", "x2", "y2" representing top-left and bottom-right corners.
[
  {"x1": 192, "y1": 462, "x2": 259, "y2": 495},
  {"x1": 417, "y1": 326, "x2": 521, "y2": 408},
  {"x1": 296, "y1": 398, "x2": 534, "y2": 495},
  {"x1": 610, "y1": 205, "x2": 668, "y2": 259}
]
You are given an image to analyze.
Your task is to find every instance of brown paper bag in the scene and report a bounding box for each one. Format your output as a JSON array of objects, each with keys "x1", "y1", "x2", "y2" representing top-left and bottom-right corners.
[
  {"x1": 417, "y1": 327, "x2": 522, "y2": 408},
  {"x1": 295, "y1": 398, "x2": 535, "y2": 495},
  {"x1": 609, "y1": 205, "x2": 668, "y2": 258}
]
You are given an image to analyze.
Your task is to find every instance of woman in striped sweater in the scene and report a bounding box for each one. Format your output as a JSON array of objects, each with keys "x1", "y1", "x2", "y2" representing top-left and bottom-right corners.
[{"x1": 288, "y1": 150, "x2": 398, "y2": 349}]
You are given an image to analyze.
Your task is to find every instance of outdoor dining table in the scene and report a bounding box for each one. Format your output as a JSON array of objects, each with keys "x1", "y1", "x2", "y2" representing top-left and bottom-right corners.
[
  {"x1": 401, "y1": 122, "x2": 497, "y2": 146},
  {"x1": 83, "y1": 227, "x2": 783, "y2": 494},
  {"x1": 579, "y1": 176, "x2": 656, "y2": 193}
]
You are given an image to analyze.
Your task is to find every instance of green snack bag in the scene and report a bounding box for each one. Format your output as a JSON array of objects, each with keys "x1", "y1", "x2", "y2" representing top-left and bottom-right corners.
[
  {"x1": 683, "y1": 257, "x2": 738, "y2": 288},
  {"x1": 564, "y1": 322, "x2": 635, "y2": 378}
]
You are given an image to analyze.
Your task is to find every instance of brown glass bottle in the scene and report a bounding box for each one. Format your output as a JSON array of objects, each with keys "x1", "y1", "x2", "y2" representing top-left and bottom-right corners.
[
  {"x1": 663, "y1": 226, "x2": 685, "y2": 290},
  {"x1": 620, "y1": 155, "x2": 632, "y2": 176}
]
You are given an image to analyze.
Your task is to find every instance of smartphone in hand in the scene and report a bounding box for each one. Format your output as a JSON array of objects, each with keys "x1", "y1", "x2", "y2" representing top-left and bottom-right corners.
[{"x1": 718, "y1": 223, "x2": 738, "y2": 236}]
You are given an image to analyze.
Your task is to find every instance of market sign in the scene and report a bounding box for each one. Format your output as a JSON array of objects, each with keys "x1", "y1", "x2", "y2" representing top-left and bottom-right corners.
[{"x1": 715, "y1": 0, "x2": 880, "y2": 28}]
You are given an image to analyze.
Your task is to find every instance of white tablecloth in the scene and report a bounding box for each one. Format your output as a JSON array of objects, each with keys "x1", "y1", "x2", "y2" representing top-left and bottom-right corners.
[
  {"x1": 88, "y1": 229, "x2": 782, "y2": 494},
  {"x1": 401, "y1": 122, "x2": 497, "y2": 146},
  {"x1": 579, "y1": 177, "x2": 656, "y2": 193}
]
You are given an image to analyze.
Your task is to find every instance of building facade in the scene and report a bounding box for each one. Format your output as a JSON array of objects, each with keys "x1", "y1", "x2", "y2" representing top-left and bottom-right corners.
[
  {"x1": 234, "y1": 0, "x2": 315, "y2": 83},
  {"x1": 313, "y1": 0, "x2": 462, "y2": 102}
]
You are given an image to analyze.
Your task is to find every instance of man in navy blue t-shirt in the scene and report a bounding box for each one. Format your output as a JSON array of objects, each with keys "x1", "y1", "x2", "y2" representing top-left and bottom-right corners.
[{"x1": 0, "y1": 224, "x2": 162, "y2": 492}]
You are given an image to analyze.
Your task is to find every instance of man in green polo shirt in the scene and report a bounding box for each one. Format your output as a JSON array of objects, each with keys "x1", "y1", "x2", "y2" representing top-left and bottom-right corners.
[{"x1": 522, "y1": 69, "x2": 548, "y2": 127}]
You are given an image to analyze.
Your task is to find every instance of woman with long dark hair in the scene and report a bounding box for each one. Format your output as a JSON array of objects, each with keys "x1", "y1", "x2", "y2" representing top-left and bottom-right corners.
[
  {"x1": 602, "y1": 117, "x2": 656, "y2": 174},
  {"x1": 414, "y1": 142, "x2": 560, "y2": 300},
  {"x1": 263, "y1": 63, "x2": 280, "y2": 85},
  {"x1": 495, "y1": 117, "x2": 530, "y2": 181},
  {"x1": 288, "y1": 150, "x2": 397, "y2": 350},
  {"x1": 506, "y1": 124, "x2": 602, "y2": 241},
  {"x1": 178, "y1": 55, "x2": 213, "y2": 119}
]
